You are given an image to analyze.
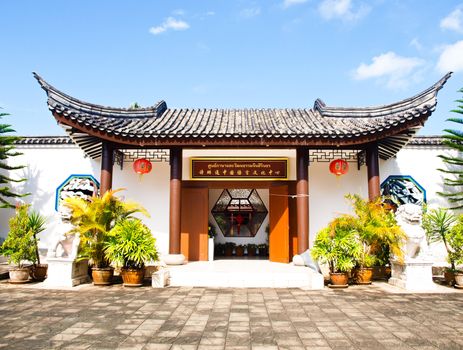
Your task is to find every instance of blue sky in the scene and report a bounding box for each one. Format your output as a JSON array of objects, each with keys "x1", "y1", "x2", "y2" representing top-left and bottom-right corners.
[{"x1": 1, "y1": 0, "x2": 463, "y2": 136}]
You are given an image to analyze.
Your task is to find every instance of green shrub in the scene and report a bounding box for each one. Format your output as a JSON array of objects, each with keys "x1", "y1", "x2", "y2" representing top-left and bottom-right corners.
[
  {"x1": 105, "y1": 219, "x2": 158, "y2": 269},
  {"x1": 311, "y1": 218, "x2": 362, "y2": 273},
  {"x1": 447, "y1": 215, "x2": 463, "y2": 271},
  {"x1": 1, "y1": 204, "x2": 36, "y2": 267}
]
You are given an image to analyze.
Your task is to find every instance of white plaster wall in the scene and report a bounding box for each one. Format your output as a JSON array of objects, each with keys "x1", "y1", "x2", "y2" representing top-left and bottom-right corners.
[
  {"x1": 381, "y1": 145, "x2": 456, "y2": 209},
  {"x1": 208, "y1": 188, "x2": 269, "y2": 246},
  {"x1": 309, "y1": 160, "x2": 368, "y2": 246},
  {"x1": 0, "y1": 145, "x2": 171, "y2": 256},
  {"x1": 0, "y1": 145, "x2": 98, "y2": 250},
  {"x1": 1, "y1": 143, "x2": 458, "y2": 263}
]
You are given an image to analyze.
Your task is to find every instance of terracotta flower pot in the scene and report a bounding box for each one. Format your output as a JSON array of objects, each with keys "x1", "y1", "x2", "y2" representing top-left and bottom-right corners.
[
  {"x1": 9, "y1": 267, "x2": 31, "y2": 284},
  {"x1": 235, "y1": 246, "x2": 244, "y2": 257},
  {"x1": 247, "y1": 246, "x2": 256, "y2": 257},
  {"x1": 31, "y1": 264, "x2": 48, "y2": 281},
  {"x1": 121, "y1": 268, "x2": 145, "y2": 287},
  {"x1": 225, "y1": 246, "x2": 234, "y2": 257},
  {"x1": 454, "y1": 273, "x2": 463, "y2": 287},
  {"x1": 356, "y1": 267, "x2": 373, "y2": 285},
  {"x1": 92, "y1": 267, "x2": 114, "y2": 286},
  {"x1": 330, "y1": 272, "x2": 349, "y2": 287}
]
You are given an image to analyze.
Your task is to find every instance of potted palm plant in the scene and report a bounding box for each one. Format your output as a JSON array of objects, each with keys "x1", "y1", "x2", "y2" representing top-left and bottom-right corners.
[
  {"x1": 346, "y1": 194, "x2": 405, "y2": 284},
  {"x1": 28, "y1": 211, "x2": 47, "y2": 281},
  {"x1": 65, "y1": 189, "x2": 148, "y2": 286},
  {"x1": 0, "y1": 204, "x2": 36, "y2": 283},
  {"x1": 311, "y1": 216, "x2": 362, "y2": 288},
  {"x1": 422, "y1": 208, "x2": 458, "y2": 285},
  {"x1": 105, "y1": 218, "x2": 158, "y2": 287}
]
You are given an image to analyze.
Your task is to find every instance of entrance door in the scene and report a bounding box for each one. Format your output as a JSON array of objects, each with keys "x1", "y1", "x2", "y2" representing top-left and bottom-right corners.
[
  {"x1": 269, "y1": 184, "x2": 289, "y2": 263},
  {"x1": 181, "y1": 187, "x2": 209, "y2": 261}
]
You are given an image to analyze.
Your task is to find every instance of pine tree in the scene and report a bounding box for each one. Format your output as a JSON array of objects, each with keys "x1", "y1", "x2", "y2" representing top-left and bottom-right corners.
[
  {"x1": 438, "y1": 88, "x2": 463, "y2": 209},
  {"x1": 0, "y1": 109, "x2": 27, "y2": 208}
]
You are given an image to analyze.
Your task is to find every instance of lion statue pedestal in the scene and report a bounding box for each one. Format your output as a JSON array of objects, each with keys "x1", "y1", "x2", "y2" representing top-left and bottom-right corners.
[
  {"x1": 44, "y1": 219, "x2": 89, "y2": 288},
  {"x1": 388, "y1": 204, "x2": 435, "y2": 291}
]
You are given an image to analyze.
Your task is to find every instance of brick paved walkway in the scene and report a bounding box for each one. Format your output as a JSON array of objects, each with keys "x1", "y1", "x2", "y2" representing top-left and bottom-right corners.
[{"x1": 0, "y1": 284, "x2": 462, "y2": 350}]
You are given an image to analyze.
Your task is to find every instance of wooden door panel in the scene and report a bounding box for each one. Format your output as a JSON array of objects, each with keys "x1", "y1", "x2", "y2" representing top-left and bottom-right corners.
[
  {"x1": 181, "y1": 187, "x2": 209, "y2": 261},
  {"x1": 269, "y1": 185, "x2": 289, "y2": 263}
]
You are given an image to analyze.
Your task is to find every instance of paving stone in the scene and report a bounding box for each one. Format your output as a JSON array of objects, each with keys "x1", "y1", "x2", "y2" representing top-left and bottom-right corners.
[{"x1": 0, "y1": 285, "x2": 461, "y2": 349}]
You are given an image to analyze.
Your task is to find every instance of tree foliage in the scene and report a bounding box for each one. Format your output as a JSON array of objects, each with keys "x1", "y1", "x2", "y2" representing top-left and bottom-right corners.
[
  {"x1": 438, "y1": 88, "x2": 463, "y2": 209},
  {"x1": 0, "y1": 109, "x2": 27, "y2": 208}
]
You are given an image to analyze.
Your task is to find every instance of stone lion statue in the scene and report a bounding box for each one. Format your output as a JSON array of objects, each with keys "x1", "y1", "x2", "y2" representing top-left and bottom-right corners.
[
  {"x1": 47, "y1": 208, "x2": 80, "y2": 259},
  {"x1": 395, "y1": 203, "x2": 429, "y2": 261}
]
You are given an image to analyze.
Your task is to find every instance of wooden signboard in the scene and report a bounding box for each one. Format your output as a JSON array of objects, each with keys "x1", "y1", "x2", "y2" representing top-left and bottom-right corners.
[{"x1": 191, "y1": 157, "x2": 288, "y2": 181}]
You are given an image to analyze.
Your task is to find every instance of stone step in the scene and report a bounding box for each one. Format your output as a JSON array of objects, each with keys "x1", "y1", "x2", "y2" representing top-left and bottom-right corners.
[{"x1": 167, "y1": 260, "x2": 324, "y2": 289}]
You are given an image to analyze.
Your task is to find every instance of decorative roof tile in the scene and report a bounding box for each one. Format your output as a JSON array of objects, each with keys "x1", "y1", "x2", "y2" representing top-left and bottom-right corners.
[{"x1": 15, "y1": 136, "x2": 74, "y2": 145}]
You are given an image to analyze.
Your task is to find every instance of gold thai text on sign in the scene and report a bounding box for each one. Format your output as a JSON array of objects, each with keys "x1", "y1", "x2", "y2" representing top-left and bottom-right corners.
[{"x1": 191, "y1": 158, "x2": 288, "y2": 180}]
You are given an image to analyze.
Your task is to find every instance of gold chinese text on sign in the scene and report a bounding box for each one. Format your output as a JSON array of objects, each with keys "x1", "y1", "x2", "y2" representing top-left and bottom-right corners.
[{"x1": 191, "y1": 158, "x2": 288, "y2": 181}]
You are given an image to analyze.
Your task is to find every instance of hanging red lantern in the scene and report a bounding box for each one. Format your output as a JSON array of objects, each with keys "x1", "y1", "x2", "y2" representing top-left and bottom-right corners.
[
  {"x1": 329, "y1": 159, "x2": 349, "y2": 176},
  {"x1": 133, "y1": 158, "x2": 152, "y2": 175}
]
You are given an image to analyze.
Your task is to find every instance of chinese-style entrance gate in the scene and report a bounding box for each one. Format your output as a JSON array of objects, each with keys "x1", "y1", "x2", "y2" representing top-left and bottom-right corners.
[{"x1": 34, "y1": 72, "x2": 450, "y2": 263}]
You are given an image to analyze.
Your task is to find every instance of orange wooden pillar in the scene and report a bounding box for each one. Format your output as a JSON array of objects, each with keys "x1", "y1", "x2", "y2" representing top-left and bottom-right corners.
[
  {"x1": 100, "y1": 142, "x2": 114, "y2": 196},
  {"x1": 296, "y1": 147, "x2": 309, "y2": 254},
  {"x1": 366, "y1": 143, "x2": 380, "y2": 201},
  {"x1": 288, "y1": 182, "x2": 298, "y2": 259},
  {"x1": 169, "y1": 147, "x2": 182, "y2": 254}
]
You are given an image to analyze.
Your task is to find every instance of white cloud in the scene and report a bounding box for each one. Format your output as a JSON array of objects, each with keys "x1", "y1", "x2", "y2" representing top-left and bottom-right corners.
[
  {"x1": 283, "y1": 0, "x2": 308, "y2": 8},
  {"x1": 437, "y1": 40, "x2": 463, "y2": 73},
  {"x1": 353, "y1": 51, "x2": 426, "y2": 89},
  {"x1": 410, "y1": 38, "x2": 423, "y2": 51},
  {"x1": 206, "y1": 11, "x2": 215, "y2": 16},
  {"x1": 149, "y1": 17, "x2": 190, "y2": 35},
  {"x1": 440, "y1": 8, "x2": 463, "y2": 33},
  {"x1": 240, "y1": 7, "x2": 261, "y2": 18},
  {"x1": 318, "y1": 0, "x2": 370, "y2": 22}
]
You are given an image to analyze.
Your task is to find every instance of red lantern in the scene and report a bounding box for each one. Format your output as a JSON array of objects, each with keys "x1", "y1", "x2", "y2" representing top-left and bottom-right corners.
[
  {"x1": 133, "y1": 158, "x2": 152, "y2": 175},
  {"x1": 329, "y1": 159, "x2": 349, "y2": 176}
]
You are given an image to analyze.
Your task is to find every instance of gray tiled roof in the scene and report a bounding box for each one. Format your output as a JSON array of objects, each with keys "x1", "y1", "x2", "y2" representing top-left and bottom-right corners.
[
  {"x1": 407, "y1": 136, "x2": 445, "y2": 145},
  {"x1": 34, "y1": 72, "x2": 451, "y2": 159},
  {"x1": 15, "y1": 136, "x2": 74, "y2": 145}
]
